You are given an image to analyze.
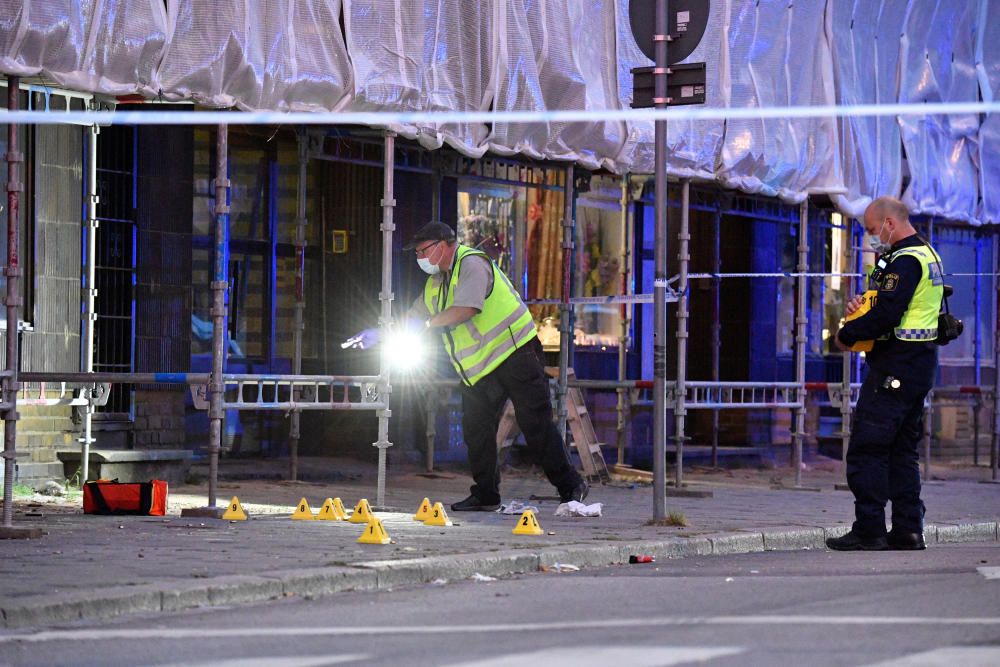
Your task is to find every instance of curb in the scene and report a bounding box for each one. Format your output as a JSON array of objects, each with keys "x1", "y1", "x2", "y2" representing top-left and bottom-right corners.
[{"x1": 2, "y1": 521, "x2": 997, "y2": 629}]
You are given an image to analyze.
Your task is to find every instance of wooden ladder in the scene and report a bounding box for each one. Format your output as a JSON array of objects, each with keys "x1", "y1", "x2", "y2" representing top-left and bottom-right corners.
[{"x1": 496, "y1": 368, "x2": 609, "y2": 482}]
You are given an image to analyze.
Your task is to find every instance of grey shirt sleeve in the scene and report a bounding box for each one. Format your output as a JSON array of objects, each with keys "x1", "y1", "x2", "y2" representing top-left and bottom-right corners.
[
  {"x1": 408, "y1": 293, "x2": 431, "y2": 321},
  {"x1": 451, "y1": 254, "x2": 493, "y2": 311}
]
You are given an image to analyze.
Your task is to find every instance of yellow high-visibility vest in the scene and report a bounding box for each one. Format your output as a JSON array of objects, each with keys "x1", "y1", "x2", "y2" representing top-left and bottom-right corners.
[{"x1": 423, "y1": 245, "x2": 537, "y2": 386}]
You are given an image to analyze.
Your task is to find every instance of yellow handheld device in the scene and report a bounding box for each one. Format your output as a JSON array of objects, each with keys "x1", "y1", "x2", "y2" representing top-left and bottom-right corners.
[{"x1": 844, "y1": 289, "x2": 877, "y2": 352}]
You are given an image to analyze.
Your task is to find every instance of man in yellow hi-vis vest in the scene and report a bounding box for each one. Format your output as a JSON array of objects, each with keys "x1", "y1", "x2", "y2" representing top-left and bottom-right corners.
[
  {"x1": 829, "y1": 197, "x2": 943, "y2": 552},
  {"x1": 404, "y1": 222, "x2": 587, "y2": 511}
]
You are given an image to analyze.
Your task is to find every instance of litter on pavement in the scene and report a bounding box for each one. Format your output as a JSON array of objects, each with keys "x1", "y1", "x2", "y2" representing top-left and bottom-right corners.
[{"x1": 554, "y1": 501, "x2": 603, "y2": 517}]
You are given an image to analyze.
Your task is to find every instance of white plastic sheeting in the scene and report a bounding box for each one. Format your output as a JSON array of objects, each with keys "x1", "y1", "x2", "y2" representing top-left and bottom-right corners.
[
  {"x1": 829, "y1": 0, "x2": 908, "y2": 218},
  {"x1": 342, "y1": 0, "x2": 491, "y2": 156},
  {"x1": 1, "y1": 0, "x2": 999, "y2": 224},
  {"x1": 717, "y1": 0, "x2": 841, "y2": 204},
  {"x1": 0, "y1": 0, "x2": 169, "y2": 95},
  {"x1": 977, "y1": 0, "x2": 1000, "y2": 223},
  {"x1": 898, "y1": 0, "x2": 981, "y2": 224},
  {"x1": 489, "y1": 0, "x2": 624, "y2": 171},
  {"x1": 614, "y1": 0, "x2": 728, "y2": 180},
  {"x1": 155, "y1": 0, "x2": 353, "y2": 112}
]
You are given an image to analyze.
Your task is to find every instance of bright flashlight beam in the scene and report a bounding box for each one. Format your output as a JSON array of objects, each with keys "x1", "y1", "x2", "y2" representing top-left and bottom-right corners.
[{"x1": 382, "y1": 330, "x2": 427, "y2": 372}]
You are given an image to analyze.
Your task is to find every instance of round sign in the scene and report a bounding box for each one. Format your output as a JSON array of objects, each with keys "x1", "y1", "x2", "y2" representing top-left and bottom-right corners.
[{"x1": 628, "y1": 0, "x2": 711, "y2": 65}]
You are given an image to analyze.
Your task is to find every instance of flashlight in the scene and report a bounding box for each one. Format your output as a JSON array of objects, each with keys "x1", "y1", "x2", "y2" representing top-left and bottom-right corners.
[{"x1": 382, "y1": 327, "x2": 427, "y2": 371}]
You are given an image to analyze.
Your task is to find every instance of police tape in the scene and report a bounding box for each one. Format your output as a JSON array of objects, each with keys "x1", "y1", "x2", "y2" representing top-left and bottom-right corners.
[
  {"x1": 7, "y1": 100, "x2": 1000, "y2": 126},
  {"x1": 526, "y1": 294, "x2": 678, "y2": 306}
]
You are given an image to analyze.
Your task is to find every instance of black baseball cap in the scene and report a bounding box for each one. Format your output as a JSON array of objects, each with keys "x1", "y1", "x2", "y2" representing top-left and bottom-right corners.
[{"x1": 403, "y1": 221, "x2": 456, "y2": 251}]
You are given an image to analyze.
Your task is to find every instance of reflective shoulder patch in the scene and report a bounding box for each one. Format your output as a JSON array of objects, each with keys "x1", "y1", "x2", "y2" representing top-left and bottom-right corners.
[
  {"x1": 881, "y1": 273, "x2": 899, "y2": 291},
  {"x1": 928, "y1": 261, "x2": 944, "y2": 286}
]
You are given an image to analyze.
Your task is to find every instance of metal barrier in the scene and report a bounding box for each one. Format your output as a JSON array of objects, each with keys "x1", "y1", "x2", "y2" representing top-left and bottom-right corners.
[{"x1": 189, "y1": 374, "x2": 386, "y2": 412}]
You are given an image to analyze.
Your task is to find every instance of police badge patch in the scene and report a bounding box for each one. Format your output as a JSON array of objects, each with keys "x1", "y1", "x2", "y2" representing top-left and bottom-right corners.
[{"x1": 882, "y1": 273, "x2": 899, "y2": 291}]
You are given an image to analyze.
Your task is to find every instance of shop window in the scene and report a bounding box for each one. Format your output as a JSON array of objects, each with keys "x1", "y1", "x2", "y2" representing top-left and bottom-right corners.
[{"x1": 574, "y1": 175, "x2": 625, "y2": 348}]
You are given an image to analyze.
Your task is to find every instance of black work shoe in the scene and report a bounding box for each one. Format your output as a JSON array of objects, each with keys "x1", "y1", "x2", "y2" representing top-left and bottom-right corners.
[
  {"x1": 561, "y1": 480, "x2": 589, "y2": 504},
  {"x1": 450, "y1": 495, "x2": 500, "y2": 512},
  {"x1": 826, "y1": 530, "x2": 889, "y2": 551},
  {"x1": 887, "y1": 530, "x2": 926, "y2": 550}
]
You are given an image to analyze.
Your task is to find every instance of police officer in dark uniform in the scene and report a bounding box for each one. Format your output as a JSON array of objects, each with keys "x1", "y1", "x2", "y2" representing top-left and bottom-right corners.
[{"x1": 828, "y1": 196, "x2": 943, "y2": 551}]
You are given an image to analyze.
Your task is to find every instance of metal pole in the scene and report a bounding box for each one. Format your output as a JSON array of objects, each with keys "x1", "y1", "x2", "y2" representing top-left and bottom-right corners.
[
  {"x1": 792, "y1": 200, "x2": 808, "y2": 486},
  {"x1": 923, "y1": 217, "x2": 935, "y2": 481},
  {"x1": 652, "y1": 0, "x2": 670, "y2": 519},
  {"x1": 616, "y1": 175, "x2": 633, "y2": 466},
  {"x1": 374, "y1": 130, "x2": 396, "y2": 508},
  {"x1": 973, "y1": 236, "x2": 982, "y2": 465},
  {"x1": 208, "y1": 125, "x2": 230, "y2": 510},
  {"x1": 2, "y1": 77, "x2": 22, "y2": 528},
  {"x1": 992, "y1": 231, "x2": 999, "y2": 481},
  {"x1": 557, "y1": 165, "x2": 575, "y2": 445},
  {"x1": 839, "y1": 219, "x2": 855, "y2": 486},
  {"x1": 81, "y1": 123, "x2": 99, "y2": 486},
  {"x1": 673, "y1": 179, "x2": 690, "y2": 489},
  {"x1": 289, "y1": 134, "x2": 307, "y2": 481},
  {"x1": 711, "y1": 202, "x2": 721, "y2": 468}
]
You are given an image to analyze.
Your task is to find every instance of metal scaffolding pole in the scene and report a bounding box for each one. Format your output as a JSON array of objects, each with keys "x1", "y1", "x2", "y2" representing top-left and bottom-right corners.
[
  {"x1": 81, "y1": 123, "x2": 99, "y2": 486},
  {"x1": 185, "y1": 124, "x2": 230, "y2": 517},
  {"x1": 557, "y1": 165, "x2": 575, "y2": 445},
  {"x1": 923, "y1": 217, "x2": 935, "y2": 481},
  {"x1": 652, "y1": 0, "x2": 670, "y2": 520},
  {"x1": 673, "y1": 180, "x2": 691, "y2": 488},
  {"x1": 992, "y1": 232, "x2": 1000, "y2": 482},
  {"x1": 374, "y1": 131, "x2": 397, "y2": 508},
  {"x1": 616, "y1": 175, "x2": 634, "y2": 466},
  {"x1": 792, "y1": 200, "x2": 808, "y2": 486},
  {"x1": 839, "y1": 220, "x2": 855, "y2": 488},
  {"x1": 289, "y1": 134, "x2": 308, "y2": 481},
  {"x1": 711, "y1": 203, "x2": 721, "y2": 468},
  {"x1": 1, "y1": 76, "x2": 28, "y2": 535},
  {"x1": 973, "y1": 237, "x2": 982, "y2": 465}
]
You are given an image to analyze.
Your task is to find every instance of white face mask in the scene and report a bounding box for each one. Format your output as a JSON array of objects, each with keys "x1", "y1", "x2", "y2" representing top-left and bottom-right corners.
[
  {"x1": 867, "y1": 218, "x2": 892, "y2": 254},
  {"x1": 417, "y1": 256, "x2": 440, "y2": 275}
]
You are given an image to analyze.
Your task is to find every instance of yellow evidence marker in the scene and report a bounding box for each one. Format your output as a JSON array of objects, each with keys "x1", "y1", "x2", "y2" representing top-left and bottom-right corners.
[
  {"x1": 348, "y1": 498, "x2": 374, "y2": 524},
  {"x1": 222, "y1": 496, "x2": 248, "y2": 521},
  {"x1": 844, "y1": 289, "x2": 877, "y2": 352},
  {"x1": 357, "y1": 517, "x2": 391, "y2": 545},
  {"x1": 331, "y1": 497, "x2": 349, "y2": 520},
  {"x1": 291, "y1": 497, "x2": 316, "y2": 520},
  {"x1": 423, "y1": 502, "x2": 453, "y2": 527},
  {"x1": 413, "y1": 497, "x2": 433, "y2": 521},
  {"x1": 316, "y1": 498, "x2": 344, "y2": 521},
  {"x1": 512, "y1": 509, "x2": 544, "y2": 535}
]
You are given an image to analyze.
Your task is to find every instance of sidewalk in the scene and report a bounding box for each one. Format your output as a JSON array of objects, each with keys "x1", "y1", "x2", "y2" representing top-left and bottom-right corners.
[{"x1": 1, "y1": 456, "x2": 997, "y2": 629}]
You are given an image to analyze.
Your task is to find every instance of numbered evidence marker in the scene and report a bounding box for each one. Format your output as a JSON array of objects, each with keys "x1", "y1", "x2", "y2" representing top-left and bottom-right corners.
[
  {"x1": 423, "y1": 501, "x2": 453, "y2": 527},
  {"x1": 512, "y1": 509, "x2": 544, "y2": 535},
  {"x1": 357, "y1": 517, "x2": 392, "y2": 544},
  {"x1": 413, "y1": 497, "x2": 433, "y2": 521},
  {"x1": 222, "y1": 496, "x2": 248, "y2": 521},
  {"x1": 316, "y1": 498, "x2": 345, "y2": 521},
  {"x1": 844, "y1": 289, "x2": 878, "y2": 352},
  {"x1": 331, "y1": 497, "x2": 348, "y2": 520},
  {"x1": 348, "y1": 498, "x2": 374, "y2": 524},
  {"x1": 291, "y1": 497, "x2": 316, "y2": 520}
]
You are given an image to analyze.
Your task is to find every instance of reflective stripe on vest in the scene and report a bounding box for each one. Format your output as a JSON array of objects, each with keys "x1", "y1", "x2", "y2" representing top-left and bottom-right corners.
[
  {"x1": 423, "y1": 245, "x2": 537, "y2": 386},
  {"x1": 883, "y1": 245, "x2": 944, "y2": 342}
]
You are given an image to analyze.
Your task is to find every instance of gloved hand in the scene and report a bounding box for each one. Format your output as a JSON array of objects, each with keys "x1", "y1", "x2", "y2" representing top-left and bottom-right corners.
[{"x1": 341, "y1": 327, "x2": 381, "y2": 350}]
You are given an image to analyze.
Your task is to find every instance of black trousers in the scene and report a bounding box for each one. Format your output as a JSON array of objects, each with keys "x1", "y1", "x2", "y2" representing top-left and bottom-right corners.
[
  {"x1": 846, "y1": 369, "x2": 928, "y2": 537},
  {"x1": 459, "y1": 338, "x2": 582, "y2": 504}
]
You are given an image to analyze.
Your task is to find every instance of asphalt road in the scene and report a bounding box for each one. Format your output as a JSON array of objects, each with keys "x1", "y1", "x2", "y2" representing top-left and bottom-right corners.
[{"x1": 2, "y1": 543, "x2": 999, "y2": 667}]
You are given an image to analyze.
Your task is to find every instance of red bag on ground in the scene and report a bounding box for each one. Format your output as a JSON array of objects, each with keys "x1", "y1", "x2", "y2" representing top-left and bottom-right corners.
[{"x1": 83, "y1": 480, "x2": 168, "y2": 516}]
